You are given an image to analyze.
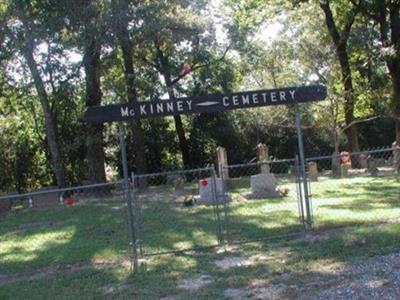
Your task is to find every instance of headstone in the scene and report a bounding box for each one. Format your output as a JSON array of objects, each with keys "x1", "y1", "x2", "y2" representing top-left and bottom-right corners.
[
  {"x1": 308, "y1": 161, "x2": 318, "y2": 181},
  {"x1": 198, "y1": 177, "x2": 225, "y2": 205},
  {"x1": 250, "y1": 173, "x2": 280, "y2": 198},
  {"x1": 332, "y1": 152, "x2": 341, "y2": 176},
  {"x1": 359, "y1": 153, "x2": 368, "y2": 169},
  {"x1": 256, "y1": 143, "x2": 270, "y2": 174},
  {"x1": 340, "y1": 164, "x2": 350, "y2": 177},
  {"x1": 32, "y1": 187, "x2": 60, "y2": 208},
  {"x1": 0, "y1": 197, "x2": 12, "y2": 213},
  {"x1": 173, "y1": 177, "x2": 185, "y2": 195},
  {"x1": 217, "y1": 146, "x2": 229, "y2": 180},
  {"x1": 289, "y1": 165, "x2": 298, "y2": 176},
  {"x1": 367, "y1": 157, "x2": 379, "y2": 176},
  {"x1": 392, "y1": 141, "x2": 400, "y2": 172}
]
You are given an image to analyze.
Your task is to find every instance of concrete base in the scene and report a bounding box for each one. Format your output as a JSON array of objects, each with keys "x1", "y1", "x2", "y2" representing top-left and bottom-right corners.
[{"x1": 250, "y1": 173, "x2": 280, "y2": 198}]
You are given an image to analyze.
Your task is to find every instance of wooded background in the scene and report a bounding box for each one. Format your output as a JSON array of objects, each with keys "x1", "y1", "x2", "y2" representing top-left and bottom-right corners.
[{"x1": 0, "y1": 0, "x2": 399, "y2": 192}]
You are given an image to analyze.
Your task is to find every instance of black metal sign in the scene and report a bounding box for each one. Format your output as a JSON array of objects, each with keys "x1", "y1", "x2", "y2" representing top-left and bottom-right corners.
[{"x1": 85, "y1": 85, "x2": 326, "y2": 123}]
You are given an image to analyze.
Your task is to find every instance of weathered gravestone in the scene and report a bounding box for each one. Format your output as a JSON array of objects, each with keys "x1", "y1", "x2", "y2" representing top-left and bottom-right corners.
[
  {"x1": 340, "y1": 163, "x2": 350, "y2": 177},
  {"x1": 250, "y1": 144, "x2": 280, "y2": 198},
  {"x1": 392, "y1": 141, "x2": 400, "y2": 172},
  {"x1": 250, "y1": 174, "x2": 280, "y2": 198},
  {"x1": 198, "y1": 177, "x2": 226, "y2": 205},
  {"x1": 0, "y1": 196, "x2": 12, "y2": 213},
  {"x1": 256, "y1": 143, "x2": 270, "y2": 173},
  {"x1": 31, "y1": 187, "x2": 61, "y2": 208},
  {"x1": 308, "y1": 161, "x2": 318, "y2": 181},
  {"x1": 359, "y1": 153, "x2": 368, "y2": 169},
  {"x1": 367, "y1": 157, "x2": 379, "y2": 176},
  {"x1": 332, "y1": 152, "x2": 341, "y2": 177},
  {"x1": 217, "y1": 146, "x2": 229, "y2": 180},
  {"x1": 167, "y1": 175, "x2": 185, "y2": 195}
]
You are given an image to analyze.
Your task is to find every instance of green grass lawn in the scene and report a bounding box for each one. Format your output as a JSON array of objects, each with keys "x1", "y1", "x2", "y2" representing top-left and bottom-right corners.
[{"x1": 0, "y1": 174, "x2": 399, "y2": 299}]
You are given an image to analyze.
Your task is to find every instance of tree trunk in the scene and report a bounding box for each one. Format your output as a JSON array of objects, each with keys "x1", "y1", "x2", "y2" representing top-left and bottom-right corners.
[
  {"x1": 113, "y1": 0, "x2": 147, "y2": 175},
  {"x1": 376, "y1": 2, "x2": 400, "y2": 142},
  {"x1": 24, "y1": 41, "x2": 66, "y2": 187},
  {"x1": 156, "y1": 47, "x2": 192, "y2": 169},
  {"x1": 320, "y1": 0, "x2": 360, "y2": 165},
  {"x1": 389, "y1": 4, "x2": 400, "y2": 143},
  {"x1": 83, "y1": 33, "x2": 107, "y2": 183}
]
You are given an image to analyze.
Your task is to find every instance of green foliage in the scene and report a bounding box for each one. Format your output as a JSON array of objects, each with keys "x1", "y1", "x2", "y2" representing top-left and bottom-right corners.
[{"x1": 0, "y1": 0, "x2": 398, "y2": 191}]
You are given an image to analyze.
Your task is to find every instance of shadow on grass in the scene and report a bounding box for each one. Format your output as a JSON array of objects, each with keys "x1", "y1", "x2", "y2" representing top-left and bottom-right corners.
[
  {"x1": 1, "y1": 211, "x2": 400, "y2": 299},
  {"x1": 311, "y1": 176, "x2": 400, "y2": 212},
  {"x1": 0, "y1": 204, "x2": 128, "y2": 274}
]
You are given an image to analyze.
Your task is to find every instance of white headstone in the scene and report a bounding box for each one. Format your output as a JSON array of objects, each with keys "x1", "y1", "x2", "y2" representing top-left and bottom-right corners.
[{"x1": 198, "y1": 177, "x2": 226, "y2": 205}]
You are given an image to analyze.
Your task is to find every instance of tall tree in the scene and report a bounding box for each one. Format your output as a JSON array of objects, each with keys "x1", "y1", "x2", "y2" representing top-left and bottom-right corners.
[
  {"x1": 1, "y1": 0, "x2": 66, "y2": 187},
  {"x1": 82, "y1": 4, "x2": 107, "y2": 183},
  {"x1": 319, "y1": 0, "x2": 362, "y2": 155},
  {"x1": 82, "y1": 28, "x2": 107, "y2": 183},
  {"x1": 136, "y1": 0, "x2": 223, "y2": 168},
  {"x1": 362, "y1": 1, "x2": 400, "y2": 143},
  {"x1": 111, "y1": 0, "x2": 147, "y2": 175}
]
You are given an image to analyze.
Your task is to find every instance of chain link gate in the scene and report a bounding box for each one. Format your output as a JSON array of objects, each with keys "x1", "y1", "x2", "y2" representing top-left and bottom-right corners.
[
  {"x1": 219, "y1": 158, "x2": 308, "y2": 243},
  {"x1": 130, "y1": 167, "x2": 224, "y2": 258}
]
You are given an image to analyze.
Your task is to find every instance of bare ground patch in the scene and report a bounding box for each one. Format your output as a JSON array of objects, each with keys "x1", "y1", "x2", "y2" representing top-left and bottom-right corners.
[{"x1": 221, "y1": 252, "x2": 400, "y2": 299}]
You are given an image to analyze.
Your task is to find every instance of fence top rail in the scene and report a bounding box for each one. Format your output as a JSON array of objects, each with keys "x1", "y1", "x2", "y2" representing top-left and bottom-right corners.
[
  {"x1": 305, "y1": 147, "x2": 399, "y2": 162},
  {"x1": 225, "y1": 158, "x2": 296, "y2": 169},
  {"x1": 0, "y1": 180, "x2": 124, "y2": 202},
  {"x1": 133, "y1": 167, "x2": 214, "y2": 179}
]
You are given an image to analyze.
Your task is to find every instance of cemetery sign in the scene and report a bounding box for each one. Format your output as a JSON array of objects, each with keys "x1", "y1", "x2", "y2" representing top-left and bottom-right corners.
[{"x1": 85, "y1": 85, "x2": 326, "y2": 123}]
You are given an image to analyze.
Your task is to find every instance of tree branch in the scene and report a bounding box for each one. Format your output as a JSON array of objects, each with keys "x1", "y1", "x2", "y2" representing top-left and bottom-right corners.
[{"x1": 170, "y1": 45, "x2": 231, "y2": 86}]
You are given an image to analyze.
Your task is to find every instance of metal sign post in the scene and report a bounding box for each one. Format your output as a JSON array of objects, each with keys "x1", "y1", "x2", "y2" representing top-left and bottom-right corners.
[
  {"x1": 118, "y1": 122, "x2": 138, "y2": 271},
  {"x1": 294, "y1": 103, "x2": 312, "y2": 227}
]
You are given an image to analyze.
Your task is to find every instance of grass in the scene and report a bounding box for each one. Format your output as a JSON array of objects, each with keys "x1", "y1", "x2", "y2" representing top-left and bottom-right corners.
[{"x1": 0, "y1": 174, "x2": 400, "y2": 299}]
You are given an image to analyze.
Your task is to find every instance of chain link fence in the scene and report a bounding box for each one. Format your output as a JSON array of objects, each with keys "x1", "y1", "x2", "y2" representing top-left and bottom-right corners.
[
  {"x1": 0, "y1": 181, "x2": 130, "y2": 275},
  {"x1": 131, "y1": 167, "x2": 223, "y2": 256},
  {"x1": 1, "y1": 147, "x2": 400, "y2": 272},
  {"x1": 220, "y1": 159, "x2": 306, "y2": 243},
  {"x1": 307, "y1": 147, "x2": 400, "y2": 230}
]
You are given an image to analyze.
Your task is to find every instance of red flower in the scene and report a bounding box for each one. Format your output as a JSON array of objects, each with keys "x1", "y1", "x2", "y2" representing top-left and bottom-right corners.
[
  {"x1": 200, "y1": 179, "x2": 208, "y2": 187},
  {"x1": 182, "y1": 63, "x2": 192, "y2": 74},
  {"x1": 65, "y1": 196, "x2": 75, "y2": 206}
]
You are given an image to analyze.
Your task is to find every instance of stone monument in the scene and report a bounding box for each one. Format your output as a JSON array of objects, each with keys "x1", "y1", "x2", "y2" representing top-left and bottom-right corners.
[
  {"x1": 250, "y1": 143, "x2": 280, "y2": 198},
  {"x1": 198, "y1": 177, "x2": 226, "y2": 205},
  {"x1": 392, "y1": 141, "x2": 400, "y2": 172},
  {"x1": 359, "y1": 153, "x2": 368, "y2": 169},
  {"x1": 340, "y1": 163, "x2": 350, "y2": 177},
  {"x1": 308, "y1": 161, "x2": 318, "y2": 181},
  {"x1": 256, "y1": 143, "x2": 270, "y2": 173},
  {"x1": 217, "y1": 146, "x2": 229, "y2": 180},
  {"x1": 332, "y1": 152, "x2": 341, "y2": 177}
]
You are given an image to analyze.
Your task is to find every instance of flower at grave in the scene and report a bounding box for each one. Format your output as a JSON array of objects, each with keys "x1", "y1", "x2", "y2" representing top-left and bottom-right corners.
[
  {"x1": 340, "y1": 151, "x2": 351, "y2": 164},
  {"x1": 200, "y1": 179, "x2": 208, "y2": 187},
  {"x1": 182, "y1": 63, "x2": 192, "y2": 75},
  {"x1": 65, "y1": 196, "x2": 75, "y2": 206}
]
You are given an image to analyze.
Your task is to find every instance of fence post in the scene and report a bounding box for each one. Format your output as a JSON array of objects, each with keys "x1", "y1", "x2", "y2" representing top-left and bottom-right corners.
[{"x1": 118, "y1": 122, "x2": 139, "y2": 272}]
